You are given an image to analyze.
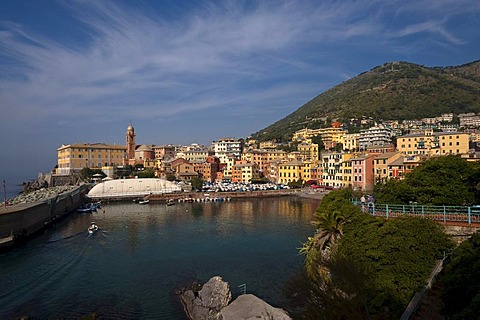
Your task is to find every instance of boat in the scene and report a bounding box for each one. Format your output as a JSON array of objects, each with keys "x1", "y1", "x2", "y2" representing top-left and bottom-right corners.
[
  {"x1": 138, "y1": 199, "x2": 150, "y2": 205},
  {"x1": 166, "y1": 199, "x2": 175, "y2": 206},
  {"x1": 88, "y1": 222, "x2": 98, "y2": 234},
  {"x1": 77, "y1": 201, "x2": 101, "y2": 213},
  {"x1": 77, "y1": 204, "x2": 94, "y2": 213}
]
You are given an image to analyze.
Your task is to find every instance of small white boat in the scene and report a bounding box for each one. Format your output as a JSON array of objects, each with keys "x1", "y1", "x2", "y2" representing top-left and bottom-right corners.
[
  {"x1": 138, "y1": 199, "x2": 150, "y2": 205},
  {"x1": 88, "y1": 223, "x2": 99, "y2": 234},
  {"x1": 166, "y1": 199, "x2": 175, "y2": 206}
]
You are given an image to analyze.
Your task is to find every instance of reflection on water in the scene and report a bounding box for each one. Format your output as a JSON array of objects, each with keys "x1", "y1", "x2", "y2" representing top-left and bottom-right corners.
[{"x1": 0, "y1": 196, "x2": 319, "y2": 319}]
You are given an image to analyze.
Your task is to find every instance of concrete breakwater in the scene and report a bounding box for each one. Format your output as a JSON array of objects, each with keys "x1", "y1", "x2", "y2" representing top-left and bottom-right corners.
[{"x1": 0, "y1": 184, "x2": 89, "y2": 249}]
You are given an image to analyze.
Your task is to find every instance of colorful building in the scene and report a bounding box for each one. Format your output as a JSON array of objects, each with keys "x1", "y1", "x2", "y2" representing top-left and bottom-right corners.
[{"x1": 57, "y1": 143, "x2": 126, "y2": 175}]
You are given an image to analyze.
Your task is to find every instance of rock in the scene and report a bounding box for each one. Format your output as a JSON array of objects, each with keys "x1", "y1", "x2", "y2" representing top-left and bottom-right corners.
[
  {"x1": 220, "y1": 294, "x2": 292, "y2": 320},
  {"x1": 180, "y1": 276, "x2": 232, "y2": 320}
]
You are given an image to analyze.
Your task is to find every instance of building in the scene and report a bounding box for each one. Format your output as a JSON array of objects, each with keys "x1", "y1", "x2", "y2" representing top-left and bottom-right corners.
[
  {"x1": 135, "y1": 145, "x2": 155, "y2": 164},
  {"x1": 185, "y1": 148, "x2": 213, "y2": 163},
  {"x1": 297, "y1": 142, "x2": 319, "y2": 161},
  {"x1": 277, "y1": 160, "x2": 303, "y2": 185},
  {"x1": 153, "y1": 145, "x2": 176, "y2": 160},
  {"x1": 242, "y1": 149, "x2": 269, "y2": 177},
  {"x1": 373, "y1": 152, "x2": 403, "y2": 183},
  {"x1": 396, "y1": 131, "x2": 469, "y2": 156},
  {"x1": 351, "y1": 154, "x2": 376, "y2": 192},
  {"x1": 203, "y1": 156, "x2": 220, "y2": 183},
  {"x1": 212, "y1": 138, "x2": 242, "y2": 159},
  {"x1": 57, "y1": 143, "x2": 126, "y2": 175},
  {"x1": 231, "y1": 162, "x2": 259, "y2": 183},
  {"x1": 125, "y1": 124, "x2": 136, "y2": 165},
  {"x1": 321, "y1": 152, "x2": 342, "y2": 188},
  {"x1": 292, "y1": 127, "x2": 347, "y2": 150},
  {"x1": 358, "y1": 125, "x2": 392, "y2": 150},
  {"x1": 342, "y1": 133, "x2": 360, "y2": 152}
]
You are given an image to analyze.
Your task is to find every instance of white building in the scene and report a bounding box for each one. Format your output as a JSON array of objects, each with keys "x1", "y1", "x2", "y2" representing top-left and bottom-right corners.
[
  {"x1": 212, "y1": 138, "x2": 242, "y2": 159},
  {"x1": 358, "y1": 125, "x2": 393, "y2": 150}
]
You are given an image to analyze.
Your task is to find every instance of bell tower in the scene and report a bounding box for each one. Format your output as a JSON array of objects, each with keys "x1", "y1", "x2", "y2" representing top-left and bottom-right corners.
[{"x1": 126, "y1": 124, "x2": 136, "y2": 163}]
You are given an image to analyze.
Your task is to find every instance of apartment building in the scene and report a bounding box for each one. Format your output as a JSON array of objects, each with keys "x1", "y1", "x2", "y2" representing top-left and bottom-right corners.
[
  {"x1": 321, "y1": 152, "x2": 348, "y2": 189},
  {"x1": 57, "y1": 143, "x2": 126, "y2": 175},
  {"x1": 231, "y1": 162, "x2": 259, "y2": 183},
  {"x1": 342, "y1": 133, "x2": 360, "y2": 152},
  {"x1": 397, "y1": 131, "x2": 469, "y2": 156},
  {"x1": 373, "y1": 152, "x2": 403, "y2": 182},
  {"x1": 152, "y1": 145, "x2": 176, "y2": 160},
  {"x1": 212, "y1": 138, "x2": 242, "y2": 159},
  {"x1": 358, "y1": 125, "x2": 392, "y2": 150},
  {"x1": 278, "y1": 160, "x2": 304, "y2": 185},
  {"x1": 297, "y1": 142, "x2": 319, "y2": 161},
  {"x1": 351, "y1": 154, "x2": 376, "y2": 192}
]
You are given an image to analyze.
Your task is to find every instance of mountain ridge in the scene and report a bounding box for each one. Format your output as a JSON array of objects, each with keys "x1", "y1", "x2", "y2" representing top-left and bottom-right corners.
[{"x1": 252, "y1": 60, "x2": 480, "y2": 141}]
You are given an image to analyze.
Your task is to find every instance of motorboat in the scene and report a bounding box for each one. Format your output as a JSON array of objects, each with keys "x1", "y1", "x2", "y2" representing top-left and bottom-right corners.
[
  {"x1": 138, "y1": 199, "x2": 150, "y2": 205},
  {"x1": 77, "y1": 201, "x2": 101, "y2": 213},
  {"x1": 166, "y1": 199, "x2": 175, "y2": 206},
  {"x1": 88, "y1": 223, "x2": 99, "y2": 234}
]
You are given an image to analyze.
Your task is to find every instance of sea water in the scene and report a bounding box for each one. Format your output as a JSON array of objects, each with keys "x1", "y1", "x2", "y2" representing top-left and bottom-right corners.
[{"x1": 0, "y1": 197, "x2": 318, "y2": 319}]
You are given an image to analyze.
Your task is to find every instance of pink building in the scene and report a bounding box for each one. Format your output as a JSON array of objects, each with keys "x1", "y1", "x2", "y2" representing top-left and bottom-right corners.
[{"x1": 351, "y1": 154, "x2": 376, "y2": 192}]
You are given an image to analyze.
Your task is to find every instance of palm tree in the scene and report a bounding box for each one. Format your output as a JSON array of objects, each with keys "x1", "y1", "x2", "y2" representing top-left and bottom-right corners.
[{"x1": 311, "y1": 209, "x2": 347, "y2": 252}]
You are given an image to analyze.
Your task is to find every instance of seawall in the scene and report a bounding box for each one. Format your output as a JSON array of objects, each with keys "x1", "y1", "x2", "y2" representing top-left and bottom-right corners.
[{"x1": 0, "y1": 184, "x2": 89, "y2": 249}]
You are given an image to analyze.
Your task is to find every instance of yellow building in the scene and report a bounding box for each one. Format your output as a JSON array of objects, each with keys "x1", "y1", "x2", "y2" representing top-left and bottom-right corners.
[
  {"x1": 57, "y1": 143, "x2": 126, "y2": 175},
  {"x1": 301, "y1": 161, "x2": 316, "y2": 182},
  {"x1": 321, "y1": 152, "x2": 354, "y2": 189},
  {"x1": 232, "y1": 162, "x2": 259, "y2": 183},
  {"x1": 297, "y1": 142, "x2": 319, "y2": 161},
  {"x1": 373, "y1": 152, "x2": 403, "y2": 183},
  {"x1": 342, "y1": 133, "x2": 360, "y2": 152},
  {"x1": 267, "y1": 149, "x2": 288, "y2": 162},
  {"x1": 397, "y1": 131, "x2": 469, "y2": 156},
  {"x1": 292, "y1": 127, "x2": 347, "y2": 150},
  {"x1": 278, "y1": 160, "x2": 304, "y2": 185}
]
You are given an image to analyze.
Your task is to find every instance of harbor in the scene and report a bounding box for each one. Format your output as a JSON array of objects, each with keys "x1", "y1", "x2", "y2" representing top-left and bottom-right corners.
[
  {"x1": 0, "y1": 197, "x2": 319, "y2": 319},
  {"x1": 0, "y1": 184, "x2": 89, "y2": 250}
]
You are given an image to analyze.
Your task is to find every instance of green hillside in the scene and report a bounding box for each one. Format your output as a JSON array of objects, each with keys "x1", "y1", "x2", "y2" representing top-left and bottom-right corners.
[{"x1": 252, "y1": 60, "x2": 480, "y2": 142}]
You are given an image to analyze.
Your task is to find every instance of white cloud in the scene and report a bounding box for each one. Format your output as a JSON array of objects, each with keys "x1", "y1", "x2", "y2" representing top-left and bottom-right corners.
[{"x1": 0, "y1": 0, "x2": 476, "y2": 129}]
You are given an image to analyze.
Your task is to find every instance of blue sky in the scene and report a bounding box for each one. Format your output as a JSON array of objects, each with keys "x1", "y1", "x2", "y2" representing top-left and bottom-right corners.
[{"x1": 1, "y1": 0, "x2": 479, "y2": 189}]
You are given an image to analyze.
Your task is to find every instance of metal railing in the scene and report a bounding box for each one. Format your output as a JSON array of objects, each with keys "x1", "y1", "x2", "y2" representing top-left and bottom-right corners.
[{"x1": 354, "y1": 199, "x2": 480, "y2": 225}]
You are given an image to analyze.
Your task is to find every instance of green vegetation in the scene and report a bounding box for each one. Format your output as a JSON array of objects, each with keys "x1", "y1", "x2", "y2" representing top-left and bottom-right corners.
[
  {"x1": 191, "y1": 177, "x2": 203, "y2": 191},
  {"x1": 374, "y1": 156, "x2": 480, "y2": 205},
  {"x1": 79, "y1": 167, "x2": 105, "y2": 181},
  {"x1": 290, "y1": 189, "x2": 454, "y2": 319},
  {"x1": 252, "y1": 60, "x2": 480, "y2": 142},
  {"x1": 441, "y1": 231, "x2": 480, "y2": 319}
]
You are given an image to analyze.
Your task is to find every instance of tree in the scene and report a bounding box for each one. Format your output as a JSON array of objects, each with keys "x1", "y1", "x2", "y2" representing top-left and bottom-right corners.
[
  {"x1": 375, "y1": 156, "x2": 480, "y2": 205},
  {"x1": 442, "y1": 230, "x2": 480, "y2": 319},
  {"x1": 337, "y1": 215, "x2": 453, "y2": 317},
  {"x1": 191, "y1": 177, "x2": 203, "y2": 191},
  {"x1": 301, "y1": 189, "x2": 361, "y2": 277},
  {"x1": 295, "y1": 189, "x2": 454, "y2": 319},
  {"x1": 166, "y1": 173, "x2": 176, "y2": 181}
]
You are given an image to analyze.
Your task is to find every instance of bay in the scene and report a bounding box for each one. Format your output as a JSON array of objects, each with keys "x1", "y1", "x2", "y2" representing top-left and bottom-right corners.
[{"x1": 0, "y1": 196, "x2": 318, "y2": 319}]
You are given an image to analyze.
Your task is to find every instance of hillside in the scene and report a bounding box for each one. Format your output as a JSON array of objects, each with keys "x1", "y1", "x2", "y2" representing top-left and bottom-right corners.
[{"x1": 252, "y1": 60, "x2": 480, "y2": 142}]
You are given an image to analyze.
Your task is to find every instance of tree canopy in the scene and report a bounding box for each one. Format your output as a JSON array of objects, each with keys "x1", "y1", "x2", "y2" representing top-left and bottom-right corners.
[
  {"x1": 442, "y1": 231, "x2": 480, "y2": 319},
  {"x1": 293, "y1": 189, "x2": 454, "y2": 319},
  {"x1": 375, "y1": 155, "x2": 480, "y2": 205}
]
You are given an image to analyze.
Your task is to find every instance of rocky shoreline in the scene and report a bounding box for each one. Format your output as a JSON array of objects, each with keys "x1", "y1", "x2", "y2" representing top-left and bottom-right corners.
[
  {"x1": 179, "y1": 276, "x2": 291, "y2": 320},
  {"x1": 2, "y1": 185, "x2": 79, "y2": 206}
]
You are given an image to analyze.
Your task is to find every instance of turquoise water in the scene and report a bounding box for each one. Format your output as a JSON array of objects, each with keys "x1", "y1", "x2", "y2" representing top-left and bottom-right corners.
[{"x1": 0, "y1": 197, "x2": 318, "y2": 319}]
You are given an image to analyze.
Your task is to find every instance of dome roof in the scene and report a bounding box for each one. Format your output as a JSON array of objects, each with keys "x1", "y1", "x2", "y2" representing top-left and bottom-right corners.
[
  {"x1": 136, "y1": 144, "x2": 153, "y2": 152},
  {"x1": 127, "y1": 124, "x2": 134, "y2": 131},
  {"x1": 87, "y1": 178, "x2": 182, "y2": 199}
]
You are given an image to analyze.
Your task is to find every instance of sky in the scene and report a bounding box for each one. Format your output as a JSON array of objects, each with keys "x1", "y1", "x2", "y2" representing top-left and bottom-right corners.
[{"x1": 1, "y1": 0, "x2": 479, "y2": 190}]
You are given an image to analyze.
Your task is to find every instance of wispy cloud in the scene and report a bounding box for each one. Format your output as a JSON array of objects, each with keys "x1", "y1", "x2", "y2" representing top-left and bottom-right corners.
[{"x1": 0, "y1": 0, "x2": 477, "y2": 129}]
